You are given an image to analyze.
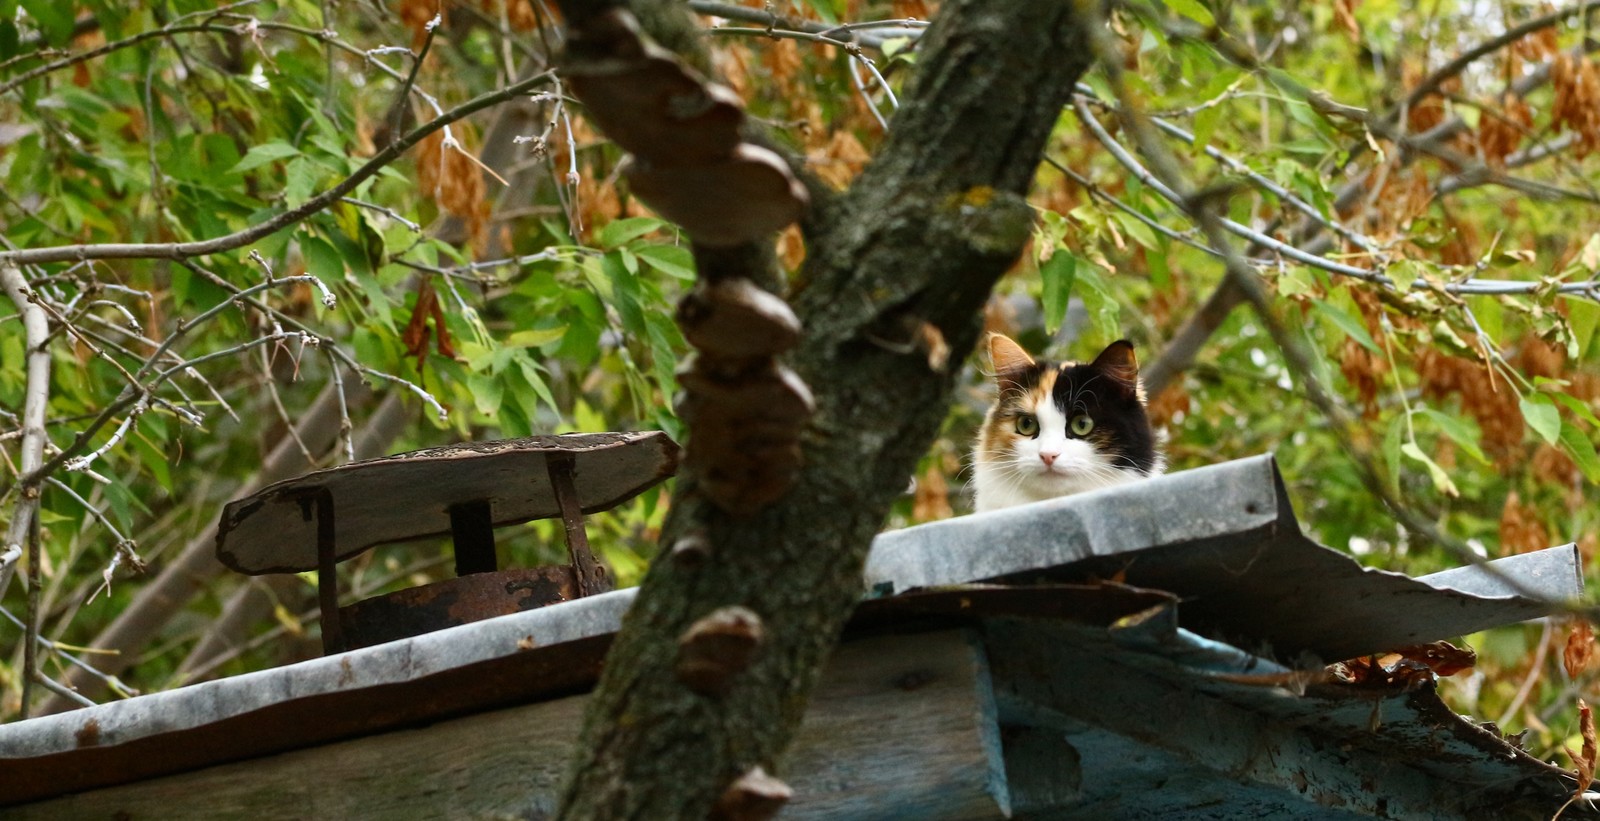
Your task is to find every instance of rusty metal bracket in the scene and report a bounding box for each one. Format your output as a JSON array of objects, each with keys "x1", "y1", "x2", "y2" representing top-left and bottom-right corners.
[
  {"x1": 307, "y1": 487, "x2": 344, "y2": 655},
  {"x1": 547, "y1": 454, "x2": 610, "y2": 596},
  {"x1": 448, "y1": 500, "x2": 497, "y2": 576}
]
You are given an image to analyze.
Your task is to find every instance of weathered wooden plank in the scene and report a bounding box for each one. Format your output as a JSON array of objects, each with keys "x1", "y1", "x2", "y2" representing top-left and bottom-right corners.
[{"x1": 14, "y1": 631, "x2": 1005, "y2": 820}]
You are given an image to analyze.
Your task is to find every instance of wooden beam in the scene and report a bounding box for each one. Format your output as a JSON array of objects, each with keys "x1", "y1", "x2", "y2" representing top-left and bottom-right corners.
[{"x1": 13, "y1": 631, "x2": 1007, "y2": 820}]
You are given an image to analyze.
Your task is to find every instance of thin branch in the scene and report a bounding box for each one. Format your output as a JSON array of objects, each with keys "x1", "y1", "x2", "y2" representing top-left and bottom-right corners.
[
  {"x1": 1499, "y1": 618, "x2": 1555, "y2": 727},
  {"x1": 1395, "y1": 3, "x2": 1600, "y2": 131},
  {"x1": 1084, "y1": 9, "x2": 1581, "y2": 614},
  {"x1": 340, "y1": 197, "x2": 422, "y2": 233},
  {"x1": 689, "y1": 1, "x2": 924, "y2": 50},
  {"x1": 1073, "y1": 96, "x2": 1600, "y2": 299},
  {"x1": 0, "y1": 70, "x2": 555, "y2": 267},
  {"x1": 1126, "y1": 101, "x2": 1384, "y2": 255},
  {"x1": 22, "y1": 266, "x2": 340, "y2": 485},
  {"x1": 0, "y1": 605, "x2": 134, "y2": 699}
]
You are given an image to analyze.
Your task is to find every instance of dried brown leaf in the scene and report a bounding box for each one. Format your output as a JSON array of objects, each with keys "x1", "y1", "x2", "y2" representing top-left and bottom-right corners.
[
  {"x1": 1333, "y1": 0, "x2": 1361, "y2": 43},
  {"x1": 1388, "y1": 640, "x2": 1477, "y2": 676},
  {"x1": 1557, "y1": 700, "x2": 1598, "y2": 820},
  {"x1": 912, "y1": 461, "x2": 952, "y2": 522},
  {"x1": 1567, "y1": 620, "x2": 1597, "y2": 680}
]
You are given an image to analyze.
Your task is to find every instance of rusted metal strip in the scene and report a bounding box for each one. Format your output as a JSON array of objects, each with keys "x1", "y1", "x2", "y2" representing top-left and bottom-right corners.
[
  {"x1": 338, "y1": 567, "x2": 576, "y2": 650},
  {"x1": 547, "y1": 454, "x2": 609, "y2": 596}
]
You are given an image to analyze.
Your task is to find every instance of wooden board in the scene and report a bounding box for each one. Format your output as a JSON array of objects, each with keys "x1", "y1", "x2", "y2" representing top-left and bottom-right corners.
[{"x1": 14, "y1": 631, "x2": 1006, "y2": 820}]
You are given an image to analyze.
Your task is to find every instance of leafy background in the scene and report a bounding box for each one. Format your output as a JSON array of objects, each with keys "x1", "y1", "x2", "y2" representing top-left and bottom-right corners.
[{"x1": 1, "y1": 0, "x2": 1598, "y2": 763}]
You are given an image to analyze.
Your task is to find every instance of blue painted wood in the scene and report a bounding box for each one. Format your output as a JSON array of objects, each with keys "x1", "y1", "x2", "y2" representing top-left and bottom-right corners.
[{"x1": 981, "y1": 616, "x2": 1572, "y2": 820}]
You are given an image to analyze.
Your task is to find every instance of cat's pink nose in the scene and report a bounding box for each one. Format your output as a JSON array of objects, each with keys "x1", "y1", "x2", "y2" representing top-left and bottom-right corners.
[{"x1": 1039, "y1": 451, "x2": 1058, "y2": 467}]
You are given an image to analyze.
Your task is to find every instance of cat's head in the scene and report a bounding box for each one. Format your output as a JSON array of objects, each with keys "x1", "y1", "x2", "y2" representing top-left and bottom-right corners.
[{"x1": 974, "y1": 334, "x2": 1161, "y2": 509}]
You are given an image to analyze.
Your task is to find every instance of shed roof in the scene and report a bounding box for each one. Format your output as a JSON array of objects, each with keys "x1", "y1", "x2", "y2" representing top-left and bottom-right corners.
[{"x1": 1, "y1": 455, "x2": 1588, "y2": 818}]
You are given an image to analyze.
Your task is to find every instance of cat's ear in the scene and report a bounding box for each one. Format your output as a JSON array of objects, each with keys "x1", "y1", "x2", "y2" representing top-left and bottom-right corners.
[
  {"x1": 1090, "y1": 340, "x2": 1140, "y2": 388},
  {"x1": 988, "y1": 333, "x2": 1035, "y2": 377}
]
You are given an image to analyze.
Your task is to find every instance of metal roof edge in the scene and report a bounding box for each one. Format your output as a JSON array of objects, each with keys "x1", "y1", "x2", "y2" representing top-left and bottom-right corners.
[
  {"x1": 864, "y1": 454, "x2": 1285, "y2": 592},
  {"x1": 1417, "y1": 544, "x2": 1584, "y2": 604},
  {"x1": 0, "y1": 588, "x2": 638, "y2": 758}
]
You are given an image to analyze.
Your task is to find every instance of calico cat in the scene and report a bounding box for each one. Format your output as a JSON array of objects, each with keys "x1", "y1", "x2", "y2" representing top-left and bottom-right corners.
[{"x1": 972, "y1": 333, "x2": 1164, "y2": 512}]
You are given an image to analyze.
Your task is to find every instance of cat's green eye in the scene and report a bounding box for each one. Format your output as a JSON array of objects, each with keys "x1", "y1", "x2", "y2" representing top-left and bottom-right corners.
[
  {"x1": 1070, "y1": 414, "x2": 1094, "y2": 436},
  {"x1": 1015, "y1": 414, "x2": 1039, "y2": 436}
]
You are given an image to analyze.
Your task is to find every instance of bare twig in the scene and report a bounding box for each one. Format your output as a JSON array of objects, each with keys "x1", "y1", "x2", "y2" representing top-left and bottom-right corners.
[{"x1": 1499, "y1": 618, "x2": 1555, "y2": 727}]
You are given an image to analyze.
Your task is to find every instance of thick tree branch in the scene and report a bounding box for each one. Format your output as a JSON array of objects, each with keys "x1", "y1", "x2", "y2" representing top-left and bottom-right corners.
[
  {"x1": 554, "y1": 2, "x2": 1093, "y2": 817},
  {"x1": 0, "y1": 266, "x2": 51, "y2": 605}
]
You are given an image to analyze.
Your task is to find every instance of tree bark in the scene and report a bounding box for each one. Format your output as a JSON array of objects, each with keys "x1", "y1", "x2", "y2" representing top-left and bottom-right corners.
[{"x1": 554, "y1": 2, "x2": 1094, "y2": 817}]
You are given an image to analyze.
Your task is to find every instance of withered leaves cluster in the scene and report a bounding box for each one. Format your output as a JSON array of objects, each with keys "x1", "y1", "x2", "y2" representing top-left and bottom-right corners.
[{"x1": 1330, "y1": 639, "x2": 1478, "y2": 690}]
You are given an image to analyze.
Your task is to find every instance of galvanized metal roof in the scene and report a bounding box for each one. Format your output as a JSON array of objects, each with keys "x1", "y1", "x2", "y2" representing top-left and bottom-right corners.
[
  {"x1": 0, "y1": 455, "x2": 1588, "y2": 818},
  {"x1": 868, "y1": 454, "x2": 1579, "y2": 661}
]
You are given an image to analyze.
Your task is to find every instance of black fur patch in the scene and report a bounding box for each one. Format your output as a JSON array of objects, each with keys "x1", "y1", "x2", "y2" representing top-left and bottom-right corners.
[{"x1": 1048, "y1": 359, "x2": 1159, "y2": 474}]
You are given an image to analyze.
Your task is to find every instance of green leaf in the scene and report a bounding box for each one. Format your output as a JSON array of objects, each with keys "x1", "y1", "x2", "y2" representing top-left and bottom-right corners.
[
  {"x1": 1415, "y1": 408, "x2": 1487, "y2": 464},
  {"x1": 283, "y1": 157, "x2": 320, "y2": 208},
  {"x1": 635, "y1": 244, "x2": 696, "y2": 280},
  {"x1": 1075, "y1": 264, "x2": 1121, "y2": 346},
  {"x1": 19, "y1": 0, "x2": 75, "y2": 45},
  {"x1": 599, "y1": 217, "x2": 666, "y2": 249},
  {"x1": 506, "y1": 326, "x2": 567, "y2": 348},
  {"x1": 1192, "y1": 105, "x2": 1221, "y2": 152},
  {"x1": 517, "y1": 357, "x2": 559, "y2": 415},
  {"x1": 1276, "y1": 267, "x2": 1315, "y2": 299},
  {"x1": 1554, "y1": 393, "x2": 1600, "y2": 428},
  {"x1": 1111, "y1": 212, "x2": 1157, "y2": 249},
  {"x1": 301, "y1": 234, "x2": 344, "y2": 281},
  {"x1": 1400, "y1": 442, "x2": 1459, "y2": 497},
  {"x1": 1165, "y1": 0, "x2": 1215, "y2": 25},
  {"x1": 1146, "y1": 245, "x2": 1171, "y2": 288},
  {"x1": 1559, "y1": 420, "x2": 1600, "y2": 483},
  {"x1": 1040, "y1": 251, "x2": 1077, "y2": 335},
  {"x1": 1568, "y1": 297, "x2": 1600, "y2": 359},
  {"x1": 1468, "y1": 295, "x2": 1504, "y2": 345},
  {"x1": 1383, "y1": 413, "x2": 1405, "y2": 495},
  {"x1": 1311, "y1": 301, "x2": 1380, "y2": 354},
  {"x1": 228, "y1": 141, "x2": 300, "y2": 174},
  {"x1": 1520, "y1": 396, "x2": 1562, "y2": 445},
  {"x1": 0, "y1": 22, "x2": 18, "y2": 62},
  {"x1": 600, "y1": 251, "x2": 646, "y2": 335},
  {"x1": 466, "y1": 371, "x2": 504, "y2": 417}
]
